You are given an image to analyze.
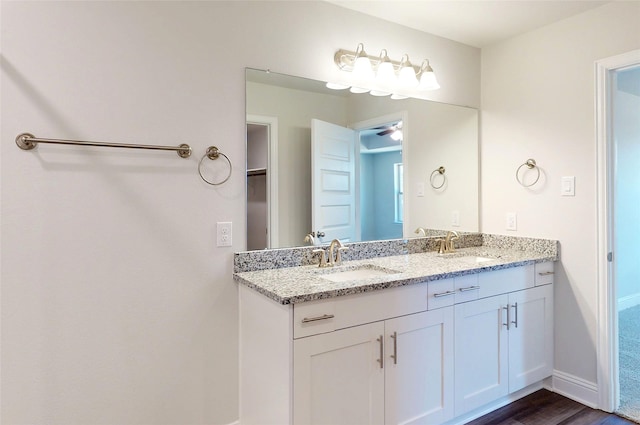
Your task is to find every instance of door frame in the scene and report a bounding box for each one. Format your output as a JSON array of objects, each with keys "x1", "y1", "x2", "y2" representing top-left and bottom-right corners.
[
  {"x1": 247, "y1": 114, "x2": 279, "y2": 249},
  {"x1": 595, "y1": 49, "x2": 640, "y2": 412}
]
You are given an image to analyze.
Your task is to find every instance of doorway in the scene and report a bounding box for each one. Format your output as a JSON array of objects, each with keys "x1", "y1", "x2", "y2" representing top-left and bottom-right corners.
[
  {"x1": 596, "y1": 49, "x2": 640, "y2": 418},
  {"x1": 246, "y1": 115, "x2": 278, "y2": 250},
  {"x1": 612, "y1": 64, "x2": 640, "y2": 422},
  {"x1": 358, "y1": 119, "x2": 404, "y2": 242},
  {"x1": 352, "y1": 111, "x2": 409, "y2": 242}
]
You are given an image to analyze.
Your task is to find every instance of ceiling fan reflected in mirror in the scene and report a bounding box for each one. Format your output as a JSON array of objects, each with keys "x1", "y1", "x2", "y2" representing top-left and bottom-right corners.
[{"x1": 375, "y1": 121, "x2": 403, "y2": 141}]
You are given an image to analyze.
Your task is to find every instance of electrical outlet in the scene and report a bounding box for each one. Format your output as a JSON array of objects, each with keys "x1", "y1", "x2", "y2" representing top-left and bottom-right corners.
[
  {"x1": 506, "y1": 212, "x2": 517, "y2": 231},
  {"x1": 217, "y1": 222, "x2": 232, "y2": 247}
]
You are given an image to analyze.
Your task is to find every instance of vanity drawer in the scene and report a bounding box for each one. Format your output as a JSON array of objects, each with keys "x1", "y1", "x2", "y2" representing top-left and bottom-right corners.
[
  {"x1": 428, "y1": 278, "x2": 455, "y2": 310},
  {"x1": 455, "y1": 274, "x2": 480, "y2": 304},
  {"x1": 293, "y1": 282, "x2": 429, "y2": 339},
  {"x1": 477, "y1": 264, "x2": 534, "y2": 299},
  {"x1": 535, "y1": 262, "x2": 555, "y2": 286}
]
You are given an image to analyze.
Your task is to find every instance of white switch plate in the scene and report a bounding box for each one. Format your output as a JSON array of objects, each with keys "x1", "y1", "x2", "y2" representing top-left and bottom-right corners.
[
  {"x1": 416, "y1": 182, "x2": 425, "y2": 197},
  {"x1": 451, "y1": 210, "x2": 460, "y2": 227},
  {"x1": 561, "y1": 176, "x2": 575, "y2": 196},
  {"x1": 217, "y1": 222, "x2": 232, "y2": 247},
  {"x1": 506, "y1": 212, "x2": 517, "y2": 231}
]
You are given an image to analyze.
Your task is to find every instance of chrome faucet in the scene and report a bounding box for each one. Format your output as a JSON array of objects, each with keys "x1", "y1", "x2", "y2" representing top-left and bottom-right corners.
[
  {"x1": 437, "y1": 230, "x2": 460, "y2": 254},
  {"x1": 328, "y1": 238, "x2": 348, "y2": 266}
]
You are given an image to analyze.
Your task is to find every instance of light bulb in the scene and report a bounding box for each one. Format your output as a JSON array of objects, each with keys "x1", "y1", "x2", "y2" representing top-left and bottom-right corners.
[
  {"x1": 352, "y1": 43, "x2": 374, "y2": 81},
  {"x1": 398, "y1": 54, "x2": 418, "y2": 88},
  {"x1": 418, "y1": 60, "x2": 440, "y2": 90},
  {"x1": 376, "y1": 50, "x2": 396, "y2": 85},
  {"x1": 390, "y1": 129, "x2": 403, "y2": 141}
]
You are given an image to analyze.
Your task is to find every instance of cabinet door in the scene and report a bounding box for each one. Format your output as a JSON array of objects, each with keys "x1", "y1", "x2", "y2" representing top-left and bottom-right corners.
[
  {"x1": 385, "y1": 307, "x2": 454, "y2": 425},
  {"x1": 454, "y1": 294, "x2": 509, "y2": 416},
  {"x1": 508, "y1": 284, "x2": 554, "y2": 392},
  {"x1": 293, "y1": 321, "x2": 385, "y2": 425}
]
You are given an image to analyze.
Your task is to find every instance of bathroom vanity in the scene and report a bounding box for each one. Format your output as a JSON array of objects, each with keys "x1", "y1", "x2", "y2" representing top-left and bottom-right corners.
[{"x1": 235, "y1": 235, "x2": 557, "y2": 425}]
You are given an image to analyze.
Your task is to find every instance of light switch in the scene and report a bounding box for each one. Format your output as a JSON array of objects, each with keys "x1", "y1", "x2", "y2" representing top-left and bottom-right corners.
[
  {"x1": 451, "y1": 210, "x2": 460, "y2": 227},
  {"x1": 416, "y1": 182, "x2": 425, "y2": 197},
  {"x1": 506, "y1": 212, "x2": 517, "y2": 231},
  {"x1": 561, "y1": 176, "x2": 575, "y2": 197}
]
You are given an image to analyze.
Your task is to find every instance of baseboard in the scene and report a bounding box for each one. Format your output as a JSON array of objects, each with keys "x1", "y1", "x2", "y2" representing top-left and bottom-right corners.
[
  {"x1": 551, "y1": 369, "x2": 598, "y2": 409},
  {"x1": 224, "y1": 421, "x2": 239, "y2": 425},
  {"x1": 618, "y1": 293, "x2": 640, "y2": 311}
]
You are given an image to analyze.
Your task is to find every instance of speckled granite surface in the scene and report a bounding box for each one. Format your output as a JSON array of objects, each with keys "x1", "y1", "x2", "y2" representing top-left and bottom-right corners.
[
  {"x1": 234, "y1": 235, "x2": 558, "y2": 305},
  {"x1": 234, "y1": 232, "x2": 485, "y2": 273}
]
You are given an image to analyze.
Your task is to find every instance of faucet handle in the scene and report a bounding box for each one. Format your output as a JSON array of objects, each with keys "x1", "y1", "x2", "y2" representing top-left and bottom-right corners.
[
  {"x1": 435, "y1": 238, "x2": 446, "y2": 254},
  {"x1": 336, "y1": 246, "x2": 349, "y2": 265},
  {"x1": 313, "y1": 249, "x2": 328, "y2": 268}
]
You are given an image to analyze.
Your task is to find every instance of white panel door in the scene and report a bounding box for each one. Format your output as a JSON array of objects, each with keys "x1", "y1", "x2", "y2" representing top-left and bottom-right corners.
[
  {"x1": 508, "y1": 285, "x2": 554, "y2": 392},
  {"x1": 293, "y1": 321, "x2": 385, "y2": 425},
  {"x1": 311, "y1": 119, "x2": 357, "y2": 245},
  {"x1": 385, "y1": 307, "x2": 454, "y2": 425},
  {"x1": 454, "y1": 294, "x2": 509, "y2": 416}
]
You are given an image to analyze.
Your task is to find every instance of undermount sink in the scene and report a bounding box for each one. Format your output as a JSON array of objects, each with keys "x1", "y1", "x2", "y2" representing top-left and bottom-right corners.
[
  {"x1": 454, "y1": 256, "x2": 495, "y2": 264},
  {"x1": 318, "y1": 265, "x2": 399, "y2": 283}
]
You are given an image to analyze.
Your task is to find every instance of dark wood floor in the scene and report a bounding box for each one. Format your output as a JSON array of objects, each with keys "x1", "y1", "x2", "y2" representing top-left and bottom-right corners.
[{"x1": 468, "y1": 389, "x2": 637, "y2": 425}]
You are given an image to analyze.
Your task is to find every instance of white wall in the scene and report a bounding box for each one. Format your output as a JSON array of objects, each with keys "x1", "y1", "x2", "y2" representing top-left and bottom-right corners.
[
  {"x1": 481, "y1": 1, "x2": 640, "y2": 397},
  {"x1": 0, "y1": 2, "x2": 479, "y2": 424}
]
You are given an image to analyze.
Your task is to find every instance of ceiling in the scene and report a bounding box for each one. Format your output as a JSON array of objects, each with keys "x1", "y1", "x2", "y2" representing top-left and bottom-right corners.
[{"x1": 326, "y1": 0, "x2": 611, "y2": 48}]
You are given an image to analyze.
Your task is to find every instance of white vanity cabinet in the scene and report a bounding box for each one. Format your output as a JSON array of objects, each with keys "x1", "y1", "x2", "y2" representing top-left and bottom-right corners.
[
  {"x1": 293, "y1": 321, "x2": 385, "y2": 425},
  {"x1": 293, "y1": 306, "x2": 454, "y2": 425},
  {"x1": 454, "y1": 263, "x2": 554, "y2": 417},
  {"x1": 239, "y1": 261, "x2": 554, "y2": 425}
]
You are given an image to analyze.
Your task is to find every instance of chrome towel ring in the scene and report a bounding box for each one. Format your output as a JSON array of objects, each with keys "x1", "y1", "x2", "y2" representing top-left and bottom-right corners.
[
  {"x1": 430, "y1": 166, "x2": 446, "y2": 189},
  {"x1": 199, "y1": 146, "x2": 232, "y2": 186},
  {"x1": 516, "y1": 158, "x2": 540, "y2": 187}
]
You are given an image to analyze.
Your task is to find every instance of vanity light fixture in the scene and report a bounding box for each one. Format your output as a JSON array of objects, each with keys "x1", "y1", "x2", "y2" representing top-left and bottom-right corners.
[{"x1": 328, "y1": 43, "x2": 440, "y2": 98}]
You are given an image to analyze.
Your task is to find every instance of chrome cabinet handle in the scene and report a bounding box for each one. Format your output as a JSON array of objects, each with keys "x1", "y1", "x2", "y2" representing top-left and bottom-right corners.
[
  {"x1": 502, "y1": 306, "x2": 510, "y2": 330},
  {"x1": 433, "y1": 290, "x2": 456, "y2": 298},
  {"x1": 538, "y1": 271, "x2": 555, "y2": 276},
  {"x1": 390, "y1": 331, "x2": 398, "y2": 365},
  {"x1": 301, "y1": 314, "x2": 334, "y2": 323},
  {"x1": 458, "y1": 285, "x2": 480, "y2": 292},
  {"x1": 512, "y1": 303, "x2": 519, "y2": 328},
  {"x1": 377, "y1": 335, "x2": 384, "y2": 369}
]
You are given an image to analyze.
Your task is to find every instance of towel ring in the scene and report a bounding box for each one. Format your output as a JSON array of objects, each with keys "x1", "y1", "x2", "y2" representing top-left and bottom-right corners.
[
  {"x1": 516, "y1": 159, "x2": 540, "y2": 187},
  {"x1": 430, "y1": 166, "x2": 446, "y2": 189},
  {"x1": 198, "y1": 146, "x2": 232, "y2": 186}
]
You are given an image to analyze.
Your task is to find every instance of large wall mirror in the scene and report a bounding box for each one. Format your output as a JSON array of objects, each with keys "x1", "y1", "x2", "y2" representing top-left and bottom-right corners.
[{"x1": 246, "y1": 68, "x2": 479, "y2": 250}]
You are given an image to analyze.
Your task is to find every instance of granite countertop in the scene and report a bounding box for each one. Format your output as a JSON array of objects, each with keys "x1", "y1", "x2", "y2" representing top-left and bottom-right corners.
[{"x1": 233, "y1": 245, "x2": 557, "y2": 305}]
